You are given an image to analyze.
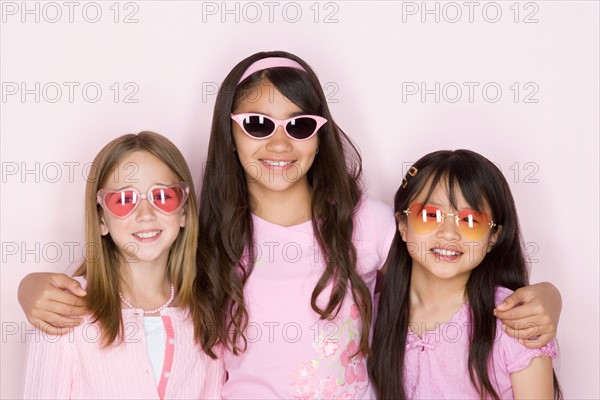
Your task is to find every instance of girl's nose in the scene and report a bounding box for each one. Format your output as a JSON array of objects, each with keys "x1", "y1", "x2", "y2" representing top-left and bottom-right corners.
[
  {"x1": 265, "y1": 126, "x2": 293, "y2": 152},
  {"x1": 436, "y1": 215, "x2": 461, "y2": 241},
  {"x1": 135, "y1": 198, "x2": 157, "y2": 221}
]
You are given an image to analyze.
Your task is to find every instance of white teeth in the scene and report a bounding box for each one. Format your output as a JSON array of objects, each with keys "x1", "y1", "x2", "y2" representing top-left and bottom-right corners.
[
  {"x1": 263, "y1": 160, "x2": 292, "y2": 167},
  {"x1": 432, "y1": 248, "x2": 461, "y2": 256},
  {"x1": 133, "y1": 231, "x2": 160, "y2": 239}
]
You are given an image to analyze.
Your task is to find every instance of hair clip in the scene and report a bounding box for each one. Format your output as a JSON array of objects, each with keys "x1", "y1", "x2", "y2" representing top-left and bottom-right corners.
[{"x1": 402, "y1": 166, "x2": 418, "y2": 188}]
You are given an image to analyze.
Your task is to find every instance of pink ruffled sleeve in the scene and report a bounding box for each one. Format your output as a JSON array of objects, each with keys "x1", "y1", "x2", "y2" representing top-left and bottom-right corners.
[
  {"x1": 493, "y1": 287, "x2": 559, "y2": 375},
  {"x1": 502, "y1": 336, "x2": 558, "y2": 374}
]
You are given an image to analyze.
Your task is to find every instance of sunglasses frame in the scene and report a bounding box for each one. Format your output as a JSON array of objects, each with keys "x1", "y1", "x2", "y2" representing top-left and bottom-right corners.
[
  {"x1": 97, "y1": 182, "x2": 190, "y2": 219},
  {"x1": 230, "y1": 113, "x2": 328, "y2": 141},
  {"x1": 402, "y1": 203, "x2": 496, "y2": 240}
]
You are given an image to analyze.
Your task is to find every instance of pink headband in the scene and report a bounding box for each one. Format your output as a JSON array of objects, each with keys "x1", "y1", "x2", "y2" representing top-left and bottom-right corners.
[{"x1": 237, "y1": 57, "x2": 307, "y2": 85}]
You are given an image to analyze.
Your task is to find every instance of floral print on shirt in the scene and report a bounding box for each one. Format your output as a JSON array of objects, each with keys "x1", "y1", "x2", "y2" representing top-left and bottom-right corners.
[{"x1": 289, "y1": 304, "x2": 369, "y2": 399}]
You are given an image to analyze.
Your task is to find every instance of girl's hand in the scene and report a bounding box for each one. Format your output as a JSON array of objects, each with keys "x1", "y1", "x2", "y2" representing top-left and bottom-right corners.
[
  {"x1": 494, "y1": 282, "x2": 562, "y2": 348},
  {"x1": 18, "y1": 272, "x2": 88, "y2": 335}
]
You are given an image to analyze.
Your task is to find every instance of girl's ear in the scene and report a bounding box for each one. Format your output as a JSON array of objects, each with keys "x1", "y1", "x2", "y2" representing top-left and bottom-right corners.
[
  {"x1": 179, "y1": 204, "x2": 187, "y2": 228},
  {"x1": 487, "y1": 225, "x2": 502, "y2": 252},
  {"x1": 99, "y1": 211, "x2": 110, "y2": 236},
  {"x1": 396, "y1": 212, "x2": 408, "y2": 242}
]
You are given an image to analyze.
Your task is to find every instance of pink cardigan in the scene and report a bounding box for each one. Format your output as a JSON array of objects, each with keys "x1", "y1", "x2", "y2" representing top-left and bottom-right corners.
[{"x1": 23, "y1": 307, "x2": 224, "y2": 399}]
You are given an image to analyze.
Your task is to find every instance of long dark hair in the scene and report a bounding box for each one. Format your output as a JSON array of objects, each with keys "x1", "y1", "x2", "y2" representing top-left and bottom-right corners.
[
  {"x1": 194, "y1": 51, "x2": 372, "y2": 357},
  {"x1": 368, "y1": 149, "x2": 562, "y2": 399}
]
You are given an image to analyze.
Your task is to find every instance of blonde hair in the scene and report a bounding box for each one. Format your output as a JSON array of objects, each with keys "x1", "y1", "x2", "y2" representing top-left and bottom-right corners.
[{"x1": 75, "y1": 131, "x2": 198, "y2": 346}]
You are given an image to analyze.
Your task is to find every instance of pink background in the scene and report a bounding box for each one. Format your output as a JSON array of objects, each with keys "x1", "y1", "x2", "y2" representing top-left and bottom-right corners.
[{"x1": 1, "y1": 1, "x2": 598, "y2": 398}]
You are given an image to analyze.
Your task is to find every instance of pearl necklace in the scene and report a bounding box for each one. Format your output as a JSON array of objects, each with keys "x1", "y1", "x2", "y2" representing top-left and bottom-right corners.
[{"x1": 119, "y1": 284, "x2": 175, "y2": 315}]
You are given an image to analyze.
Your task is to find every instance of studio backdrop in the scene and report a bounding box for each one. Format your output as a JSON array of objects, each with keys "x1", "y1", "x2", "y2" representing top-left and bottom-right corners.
[{"x1": 1, "y1": 1, "x2": 598, "y2": 398}]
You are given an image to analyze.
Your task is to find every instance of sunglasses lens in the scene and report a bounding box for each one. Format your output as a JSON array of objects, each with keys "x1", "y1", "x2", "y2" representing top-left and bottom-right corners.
[
  {"x1": 286, "y1": 117, "x2": 318, "y2": 140},
  {"x1": 457, "y1": 209, "x2": 492, "y2": 240},
  {"x1": 242, "y1": 115, "x2": 276, "y2": 138},
  {"x1": 407, "y1": 203, "x2": 493, "y2": 240},
  {"x1": 408, "y1": 204, "x2": 440, "y2": 234},
  {"x1": 101, "y1": 186, "x2": 187, "y2": 217},
  {"x1": 150, "y1": 186, "x2": 186, "y2": 213},
  {"x1": 103, "y1": 190, "x2": 138, "y2": 217}
]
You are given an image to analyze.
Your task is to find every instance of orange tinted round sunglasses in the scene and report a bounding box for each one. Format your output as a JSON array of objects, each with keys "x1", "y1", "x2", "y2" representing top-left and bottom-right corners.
[{"x1": 403, "y1": 203, "x2": 496, "y2": 240}]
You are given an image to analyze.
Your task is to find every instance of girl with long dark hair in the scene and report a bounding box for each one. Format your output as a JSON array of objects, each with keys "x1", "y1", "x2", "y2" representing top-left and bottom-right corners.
[
  {"x1": 369, "y1": 149, "x2": 561, "y2": 399},
  {"x1": 193, "y1": 51, "x2": 395, "y2": 398}
]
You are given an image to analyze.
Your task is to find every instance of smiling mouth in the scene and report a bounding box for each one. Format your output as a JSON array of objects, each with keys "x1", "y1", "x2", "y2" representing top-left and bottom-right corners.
[
  {"x1": 261, "y1": 159, "x2": 295, "y2": 167},
  {"x1": 431, "y1": 248, "x2": 463, "y2": 257},
  {"x1": 133, "y1": 230, "x2": 161, "y2": 239}
]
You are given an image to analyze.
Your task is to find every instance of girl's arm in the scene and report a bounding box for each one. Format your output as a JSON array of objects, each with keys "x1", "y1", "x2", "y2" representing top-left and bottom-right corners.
[
  {"x1": 18, "y1": 272, "x2": 88, "y2": 335},
  {"x1": 494, "y1": 282, "x2": 562, "y2": 348},
  {"x1": 510, "y1": 356, "x2": 555, "y2": 399}
]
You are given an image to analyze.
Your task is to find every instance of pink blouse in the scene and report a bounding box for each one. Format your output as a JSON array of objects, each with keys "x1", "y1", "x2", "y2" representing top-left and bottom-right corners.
[{"x1": 404, "y1": 287, "x2": 558, "y2": 399}]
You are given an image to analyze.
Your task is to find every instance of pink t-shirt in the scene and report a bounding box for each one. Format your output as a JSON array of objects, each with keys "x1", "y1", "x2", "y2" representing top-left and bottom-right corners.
[
  {"x1": 222, "y1": 198, "x2": 396, "y2": 399},
  {"x1": 404, "y1": 287, "x2": 559, "y2": 399}
]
